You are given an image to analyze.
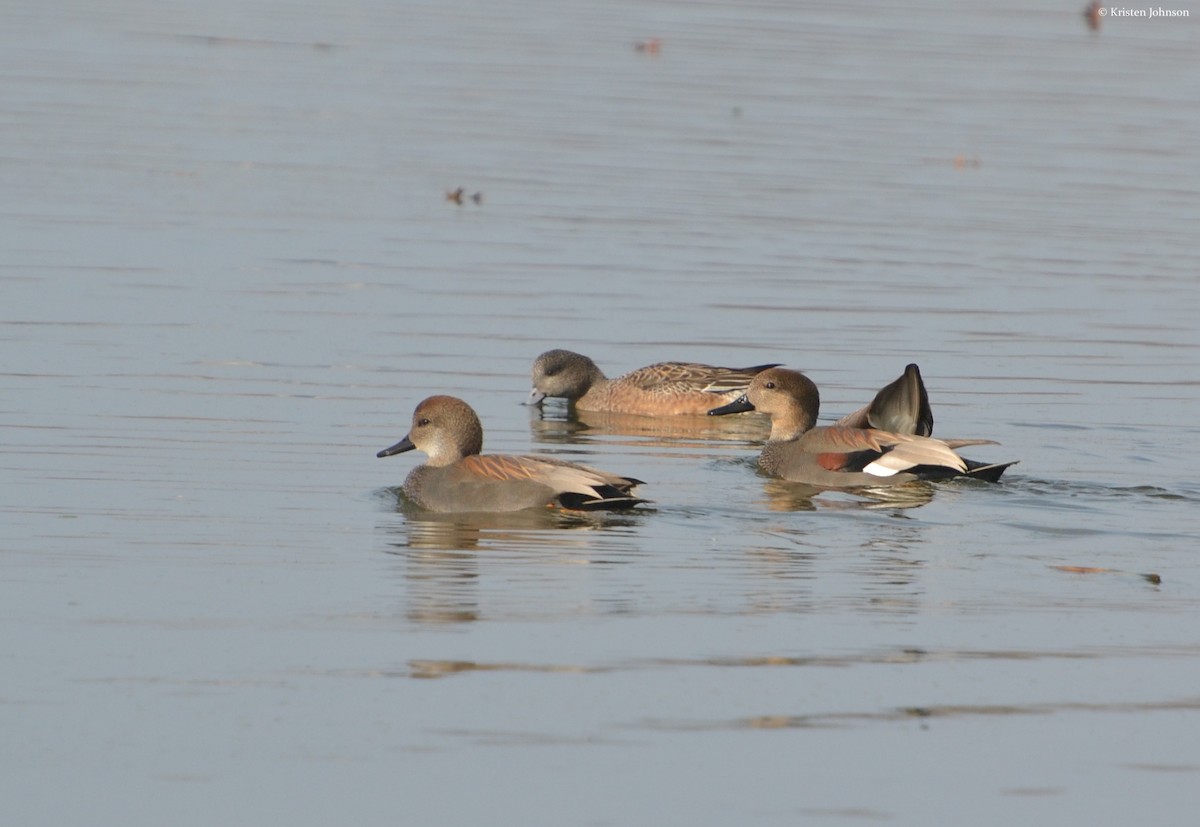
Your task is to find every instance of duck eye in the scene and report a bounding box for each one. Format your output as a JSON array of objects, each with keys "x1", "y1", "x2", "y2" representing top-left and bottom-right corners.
[
  {"x1": 418, "y1": 418, "x2": 430, "y2": 426},
  {"x1": 765, "y1": 381, "x2": 776, "y2": 389}
]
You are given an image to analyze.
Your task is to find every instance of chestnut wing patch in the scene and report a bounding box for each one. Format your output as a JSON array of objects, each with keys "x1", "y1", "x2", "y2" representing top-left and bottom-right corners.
[
  {"x1": 807, "y1": 427, "x2": 892, "y2": 474},
  {"x1": 816, "y1": 452, "x2": 850, "y2": 472}
]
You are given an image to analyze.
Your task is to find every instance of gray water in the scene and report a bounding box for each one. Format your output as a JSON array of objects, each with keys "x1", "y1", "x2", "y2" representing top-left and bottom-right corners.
[{"x1": 4, "y1": 1, "x2": 1200, "y2": 824}]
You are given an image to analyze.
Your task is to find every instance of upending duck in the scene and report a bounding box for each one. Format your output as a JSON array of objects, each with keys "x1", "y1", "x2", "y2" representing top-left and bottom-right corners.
[
  {"x1": 526, "y1": 349, "x2": 781, "y2": 416},
  {"x1": 708, "y1": 367, "x2": 1016, "y2": 486},
  {"x1": 378, "y1": 395, "x2": 647, "y2": 512}
]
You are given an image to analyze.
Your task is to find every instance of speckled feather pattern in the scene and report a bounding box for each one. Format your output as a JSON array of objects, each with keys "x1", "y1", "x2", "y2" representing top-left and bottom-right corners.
[{"x1": 529, "y1": 349, "x2": 780, "y2": 416}]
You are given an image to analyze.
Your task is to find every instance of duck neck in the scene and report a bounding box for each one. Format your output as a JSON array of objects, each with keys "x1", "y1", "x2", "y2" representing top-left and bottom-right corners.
[
  {"x1": 769, "y1": 409, "x2": 816, "y2": 442},
  {"x1": 585, "y1": 361, "x2": 609, "y2": 388},
  {"x1": 574, "y1": 364, "x2": 611, "y2": 404},
  {"x1": 768, "y1": 385, "x2": 819, "y2": 441}
]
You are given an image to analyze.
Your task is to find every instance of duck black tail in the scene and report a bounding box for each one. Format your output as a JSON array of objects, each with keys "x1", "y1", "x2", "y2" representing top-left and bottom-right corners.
[{"x1": 963, "y1": 458, "x2": 1019, "y2": 483}]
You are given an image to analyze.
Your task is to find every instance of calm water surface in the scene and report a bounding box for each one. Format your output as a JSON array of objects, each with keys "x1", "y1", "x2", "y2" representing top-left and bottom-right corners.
[{"x1": 3, "y1": 1, "x2": 1199, "y2": 824}]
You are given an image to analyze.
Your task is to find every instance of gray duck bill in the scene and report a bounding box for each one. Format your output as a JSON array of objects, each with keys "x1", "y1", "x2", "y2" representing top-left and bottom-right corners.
[
  {"x1": 708, "y1": 394, "x2": 755, "y2": 416},
  {"x1": 376, "y1": 435, "x2": 416, "y2": 458}
]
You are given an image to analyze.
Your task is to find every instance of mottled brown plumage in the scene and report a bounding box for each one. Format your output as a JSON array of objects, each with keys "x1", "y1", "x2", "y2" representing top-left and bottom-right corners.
[{"x1": 527, "y1": 349, "x2": 781, "y2": 415}]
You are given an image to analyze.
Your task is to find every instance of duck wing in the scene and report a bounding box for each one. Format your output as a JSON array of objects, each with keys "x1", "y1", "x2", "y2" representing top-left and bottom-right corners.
[
  {"x1": 459, "y1": 454, "x2": 646, "y2": 508},
  {"x1": 800, "y1": 427, "x2": 972, "y2": 476},
  {"x1": 835, "y1": 364, "x2": 933, "y2": 436},
  {"x1": 619, "y1": 362, "x2": 781, "y2": 394}
]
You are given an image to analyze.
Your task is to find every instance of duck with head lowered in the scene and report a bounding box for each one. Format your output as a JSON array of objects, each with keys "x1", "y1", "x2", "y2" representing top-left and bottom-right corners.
[{"x1": 527, "y1": 349, "x2": 781, "y2": 416}]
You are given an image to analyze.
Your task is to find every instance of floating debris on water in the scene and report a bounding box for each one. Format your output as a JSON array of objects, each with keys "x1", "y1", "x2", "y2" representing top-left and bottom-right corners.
[
  {"x1": 634, "y1": 38, "x2": 662, "y2": 56},
  {"x1": 1051, "y1": 565, "x2": 1162, "y2": 585},
  {"x1": 445, "y1": 187, "x2": 484, "y2": 206}
]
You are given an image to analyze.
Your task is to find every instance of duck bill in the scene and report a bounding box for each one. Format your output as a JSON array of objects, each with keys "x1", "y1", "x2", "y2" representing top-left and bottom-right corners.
[
  {"x1": 525, "y1": 388, "x2": 547, "y2": 406},
  {"x1": 376, "y1": 435, "x2": 416, "y2": 458},
  {"x1": 708, "y1": 394, "x2": 755, "y2": 416}
]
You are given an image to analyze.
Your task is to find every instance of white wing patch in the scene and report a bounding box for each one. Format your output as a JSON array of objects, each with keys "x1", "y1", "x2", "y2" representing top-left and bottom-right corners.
[
  {"x1": 863, "y1": 457, "x2": 905, "y2": 477},
  {"x1": 863, "y1": 437, "x2": 969, "y2": 477}
]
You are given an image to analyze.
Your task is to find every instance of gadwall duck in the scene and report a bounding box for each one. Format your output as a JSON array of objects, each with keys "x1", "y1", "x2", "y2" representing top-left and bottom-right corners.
[
  {"x1": 709, "y1": 367, "x2": 1016, "y2": 486},
  {"x1": 378, "y1": 395, "x2": 647, "y2": 512},
  {"x1": 527, "y1": 349, "x2": 781, "y2": 416}
]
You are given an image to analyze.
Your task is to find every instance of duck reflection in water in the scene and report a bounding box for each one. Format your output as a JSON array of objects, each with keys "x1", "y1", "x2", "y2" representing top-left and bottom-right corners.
[
  {"x1": 529, "y1": 403, "x2": 771, "y2": 446},
  {"x1": 378, "y1": 492, "x2": 639, "y2": 626},
  {"x1": 760, "y1": 479, "x2": 936, "y2": 512},
  {"x1": 379, "y1": 488, "x2": 625, "y2": 548}
]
